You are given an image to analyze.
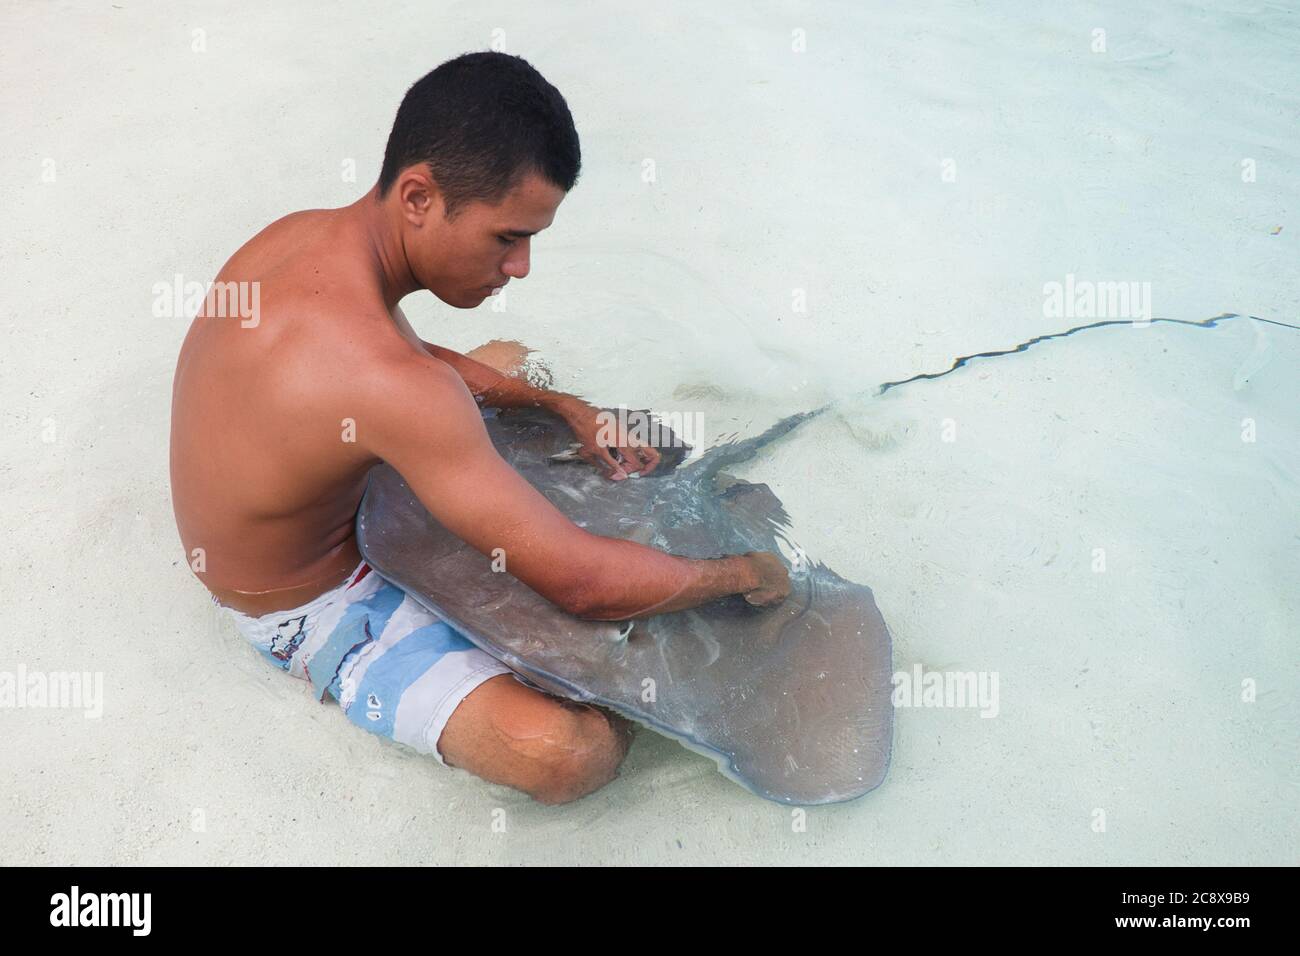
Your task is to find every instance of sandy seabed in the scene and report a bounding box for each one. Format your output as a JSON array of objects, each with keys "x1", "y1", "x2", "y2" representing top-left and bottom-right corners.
[{"x1": 2, "y1": 1, "x2": 1296, "y2": 865}]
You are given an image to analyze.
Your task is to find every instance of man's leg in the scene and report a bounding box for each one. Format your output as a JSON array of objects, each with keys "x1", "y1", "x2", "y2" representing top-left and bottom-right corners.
[
  {"x1": 323, "y1": 586, "x2": 635, "y2": 805},
  {"x1": 438, "y1": 675, "x2": 634, "y2": 804}
]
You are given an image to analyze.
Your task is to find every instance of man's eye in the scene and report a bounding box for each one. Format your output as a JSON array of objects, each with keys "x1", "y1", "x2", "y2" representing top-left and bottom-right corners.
[{"x1": 497, "y1": 236, "x2": 516, "y2": 246}]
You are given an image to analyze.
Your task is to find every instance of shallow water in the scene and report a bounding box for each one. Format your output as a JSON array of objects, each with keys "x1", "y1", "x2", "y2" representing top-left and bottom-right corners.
[{"x1": 2, "y1": 0, "x2": 1296, "y2": 864}]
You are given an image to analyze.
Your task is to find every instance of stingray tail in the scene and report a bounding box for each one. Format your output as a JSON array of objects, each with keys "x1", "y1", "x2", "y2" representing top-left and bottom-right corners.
[
  {"x1": 694, "y1": 312, "x2": 1300, "y2": 477},
  {"x1": 689, "y1": 404, "x2": 833, "y2": 482},
  {"x1": 690, "y1": 312, "x2": 1300, "y2": 481}
]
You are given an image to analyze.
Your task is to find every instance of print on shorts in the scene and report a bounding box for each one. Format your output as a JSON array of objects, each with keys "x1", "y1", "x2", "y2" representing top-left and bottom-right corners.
[{"x1": 269, "y1": 614, "x2": 308, "y2": 664}]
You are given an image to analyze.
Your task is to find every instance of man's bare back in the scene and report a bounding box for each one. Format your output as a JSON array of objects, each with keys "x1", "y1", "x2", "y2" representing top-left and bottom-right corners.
[{"x1": 171, "y1": 206, "x2": 428, "y2": 614}]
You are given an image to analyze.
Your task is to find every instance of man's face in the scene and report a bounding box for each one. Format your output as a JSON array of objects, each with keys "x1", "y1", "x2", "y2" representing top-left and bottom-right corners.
[{"x1": 402, "y1": 169, "x2": 566, "y2": 309}]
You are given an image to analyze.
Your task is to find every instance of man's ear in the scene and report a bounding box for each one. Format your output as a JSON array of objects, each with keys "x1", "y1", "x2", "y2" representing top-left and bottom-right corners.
[{"x1": 396, "y1": 168, "x2": 443, "y2": 226}]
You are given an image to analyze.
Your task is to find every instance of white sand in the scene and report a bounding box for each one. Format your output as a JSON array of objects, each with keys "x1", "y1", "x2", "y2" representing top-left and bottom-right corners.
[{"x1": 2, "y1": 0, "x2": 1296, "y2": 864}]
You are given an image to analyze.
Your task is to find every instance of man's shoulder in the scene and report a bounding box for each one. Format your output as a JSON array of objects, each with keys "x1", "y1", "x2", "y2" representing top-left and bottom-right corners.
[
  {"x1": 333, "y1": 340, "x2": 482, "y2": 465},
  {"x1": 218, "y1": 207, "x2": 334, "y2": 278},
  {"x1": 352, "y1": 335, "x2": 465, "y2": 402},
  {"x1": 246, "y1": 206, "x2": 340, "y2": 253},
  {"x1": 286, "y1": 306, "x2": 457, "y2": 403}
]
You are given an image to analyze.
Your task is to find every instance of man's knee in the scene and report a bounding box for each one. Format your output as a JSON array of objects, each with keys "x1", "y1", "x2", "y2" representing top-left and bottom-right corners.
[
  {"x1": 510, "y1": 704, "x2": 631, "y2": 805},
  {"x1": 466, "y1": 339, "x2": 531, "y2": 377},
  {"x1": 465, "y1": 339, "x2": 553, "y2": 389},
  {"x1": 439, "y1": 676, "x2": 631, "y2": 804}
]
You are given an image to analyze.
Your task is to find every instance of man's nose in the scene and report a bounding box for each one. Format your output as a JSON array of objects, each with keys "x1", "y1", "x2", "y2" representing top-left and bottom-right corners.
[{"x1": 503, "y1": 238, "x2": 530, "y2": 279}]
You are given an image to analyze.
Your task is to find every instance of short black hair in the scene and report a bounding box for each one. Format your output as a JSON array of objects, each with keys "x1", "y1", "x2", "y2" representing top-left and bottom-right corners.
[{"x1": 377, "y1": 52, "x2": 581, "y2": 219}]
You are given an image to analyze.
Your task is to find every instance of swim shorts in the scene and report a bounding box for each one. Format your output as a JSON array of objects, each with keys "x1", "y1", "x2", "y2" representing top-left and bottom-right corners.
[{"x1": 214, "y1": 560, "x2": 514, "y2": 765}]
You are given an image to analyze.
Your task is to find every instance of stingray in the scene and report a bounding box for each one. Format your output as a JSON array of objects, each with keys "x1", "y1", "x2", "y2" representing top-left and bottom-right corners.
[
  {"x1": 356, "y1": 404, "x2": 893, "y2": 805},
  {"x1": 355, "y1": 311, "x2": 1300, "y2": 803}
]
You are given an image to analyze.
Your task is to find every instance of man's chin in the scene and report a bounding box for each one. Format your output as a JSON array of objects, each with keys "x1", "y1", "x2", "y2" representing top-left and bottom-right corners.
[{"x1": 432, "y1": 289, "x2": 490, "y2": 309}]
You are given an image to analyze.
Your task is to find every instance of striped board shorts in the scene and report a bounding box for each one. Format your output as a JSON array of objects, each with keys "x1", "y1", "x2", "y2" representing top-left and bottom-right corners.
[{"x1": 214, "y1": 560, "x2": 514, "y2": 765}]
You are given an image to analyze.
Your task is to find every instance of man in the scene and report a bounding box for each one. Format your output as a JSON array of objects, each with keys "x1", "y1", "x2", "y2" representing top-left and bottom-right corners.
[{"x1": 169, "y1": 52, "x2": 790, "y2": 805}]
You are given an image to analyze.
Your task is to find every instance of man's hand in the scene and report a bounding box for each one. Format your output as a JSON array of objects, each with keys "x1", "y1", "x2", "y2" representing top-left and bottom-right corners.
[
  {"x1": 740, "y1": 552, "x2": 792, "y2": 608},
  {"x1": 555, "y1": 399, "x2": 662, "y2": 481}
]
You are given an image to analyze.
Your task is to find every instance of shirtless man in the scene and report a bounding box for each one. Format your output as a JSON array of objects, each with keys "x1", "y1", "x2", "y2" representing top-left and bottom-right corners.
[{"x1": 169, "y1": 52, "x2": 789, "y2": 805}]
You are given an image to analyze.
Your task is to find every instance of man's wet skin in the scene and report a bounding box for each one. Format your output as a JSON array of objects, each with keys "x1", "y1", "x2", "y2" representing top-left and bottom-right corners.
[{"x1": 169, "y1": 165, "x2": 788, "y2": 801}]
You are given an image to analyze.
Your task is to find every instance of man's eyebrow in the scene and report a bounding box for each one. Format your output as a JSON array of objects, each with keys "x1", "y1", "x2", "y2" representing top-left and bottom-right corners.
[{"x1": 501, "y1": 228, "x2": 539, "y2": 238}]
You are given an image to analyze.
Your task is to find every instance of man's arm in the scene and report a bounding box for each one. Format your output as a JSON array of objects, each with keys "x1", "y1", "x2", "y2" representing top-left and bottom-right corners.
[{"x1": 353, "y1": 351, "x2": 789, "y2": 621}]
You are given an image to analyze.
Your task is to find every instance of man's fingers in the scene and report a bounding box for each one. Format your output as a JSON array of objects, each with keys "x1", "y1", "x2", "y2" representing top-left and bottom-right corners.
[
  {"x1": 636, "y1": 445, "x2": 662, "y2": 474},
  {"x1": 595, "y1": 447, "x2": 627, "y2": 479},
  {"x1": 614, "y1": 446, "x2": 640, "y2": 476},
  {"x1": 616, "y1": 444, "x2": 660, "y2": 476},
  {"x1": 622, "y1": 447, "x2": 648, "y2": 476}
]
